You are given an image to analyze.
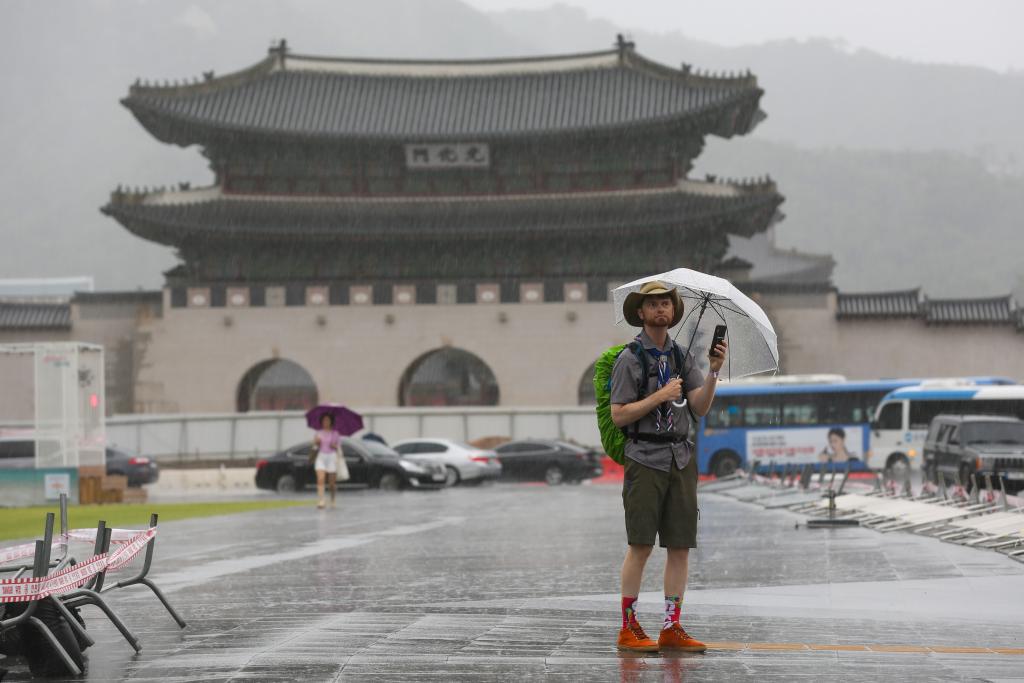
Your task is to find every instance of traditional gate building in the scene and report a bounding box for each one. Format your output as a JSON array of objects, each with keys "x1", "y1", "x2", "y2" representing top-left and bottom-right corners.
[
  {"x1": 3, "y1": 40, "x2": 1021, "y2": 415},
  {"x1": 98, "y1": 39, "x2": 787, "y2": 412}
]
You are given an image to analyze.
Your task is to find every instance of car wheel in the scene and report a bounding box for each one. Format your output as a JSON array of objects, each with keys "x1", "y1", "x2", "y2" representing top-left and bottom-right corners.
[
  {"x1": 544, "y1": 466, "x2": 564, "y2": 486},
  {"x1": 958, "y1": 463, "x2": 975, "y2": 493},
  {"x1": 444, "y1": 466, "x2": 461, "y2": 487},
  {"x1": 378, "y1": 472, "x2": 401, "y2": 491},
  {"x1": 275, "y1": 474, "x2": 297, "y2": 493},
  {"x1": 711, "y1": 451, "x2": 741, "y2": 478}
]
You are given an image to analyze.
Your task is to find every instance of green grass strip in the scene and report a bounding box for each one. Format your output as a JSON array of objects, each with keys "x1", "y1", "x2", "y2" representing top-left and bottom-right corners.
[{"x1": 0, "y1": 500, "x2": 308, "y2": 542}]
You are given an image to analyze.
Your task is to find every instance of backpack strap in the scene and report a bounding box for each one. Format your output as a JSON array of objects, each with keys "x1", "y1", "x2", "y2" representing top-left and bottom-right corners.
[{"x1": 625, "y1": 341, "x2": 648, "y2": 443}]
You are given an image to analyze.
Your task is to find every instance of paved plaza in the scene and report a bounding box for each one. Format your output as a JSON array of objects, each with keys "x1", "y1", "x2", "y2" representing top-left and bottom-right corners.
[{"x1": 4, "y1": 482, "x2": 1024, "y2": 681}]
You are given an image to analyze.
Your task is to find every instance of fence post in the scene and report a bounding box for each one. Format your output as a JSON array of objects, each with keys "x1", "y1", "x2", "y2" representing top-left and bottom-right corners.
[
  {"x1": 227, "y1": 415, "x2": 235, "y2": 460},
  {"x1": 276, "y1": 415, "x2": 283, "y2": 452}
]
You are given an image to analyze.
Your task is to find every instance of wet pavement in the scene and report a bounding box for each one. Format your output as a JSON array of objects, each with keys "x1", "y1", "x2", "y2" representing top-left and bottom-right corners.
[{"x1": 3, "y1": 482, "x2": 1024, "y2": 681}]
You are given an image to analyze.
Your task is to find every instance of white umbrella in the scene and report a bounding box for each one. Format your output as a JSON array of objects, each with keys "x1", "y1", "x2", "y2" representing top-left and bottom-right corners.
[{"x1": 612, "y1": 268, "x2": 779, "y2": 380}]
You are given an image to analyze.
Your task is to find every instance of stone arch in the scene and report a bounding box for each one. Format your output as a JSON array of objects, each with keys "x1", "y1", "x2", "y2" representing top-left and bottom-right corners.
[
  {"x1": 236, "y1": 358, "x2": 318, "y2": 412},
  {"x1": 398, "y1": 347, "x2": 500, "y2": 407},
  {"x1": 578, "y1": 361, "x2": 598, "y2": 405}
]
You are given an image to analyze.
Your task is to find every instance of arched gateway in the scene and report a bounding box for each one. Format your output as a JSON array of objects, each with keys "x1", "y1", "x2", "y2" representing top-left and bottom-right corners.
[
  {"x1": 399, "y1": 348, "x2": 499, "y2": 407},
  {"x1": 237, "y1": 359, "x2": 318, "y2": 412}
]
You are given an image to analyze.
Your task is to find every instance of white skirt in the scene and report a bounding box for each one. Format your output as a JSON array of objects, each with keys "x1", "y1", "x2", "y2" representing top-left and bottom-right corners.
[
  {"x1": 315, "y1": 451, "x2": 350, "y2": 481},
  {"x1": 314, "y1": 451, "x2": 338, "y2": 473}
]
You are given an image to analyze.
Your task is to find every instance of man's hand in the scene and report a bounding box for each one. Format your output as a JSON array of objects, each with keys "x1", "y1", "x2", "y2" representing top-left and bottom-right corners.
[
  {"x1": 709, "y1": 340, "x2": 728, "y2": 373},
  {"x1": 656, "y1": 377, "x2": 683, "y2": 402}
]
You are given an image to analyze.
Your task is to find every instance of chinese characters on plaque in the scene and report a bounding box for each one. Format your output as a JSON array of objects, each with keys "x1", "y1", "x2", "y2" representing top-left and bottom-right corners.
[{"x1": 405, "y1": 143, "x2": 490, "y2": 169}]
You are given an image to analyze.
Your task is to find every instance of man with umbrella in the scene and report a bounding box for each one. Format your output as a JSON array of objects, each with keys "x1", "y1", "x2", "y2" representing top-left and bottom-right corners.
[{"x1": 610, "y1": 281, "x2": 727, "y2": 652}]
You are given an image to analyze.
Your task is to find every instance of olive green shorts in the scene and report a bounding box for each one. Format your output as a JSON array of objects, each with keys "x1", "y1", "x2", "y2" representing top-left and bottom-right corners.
[{"x1": 622, "y1": 455, "x2": 699, "y2": 548}]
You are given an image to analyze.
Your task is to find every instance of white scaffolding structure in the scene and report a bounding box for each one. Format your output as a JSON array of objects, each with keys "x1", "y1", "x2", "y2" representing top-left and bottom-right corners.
[{"x1": 0, "y1": 342, "x2": 105, "y2": 468}]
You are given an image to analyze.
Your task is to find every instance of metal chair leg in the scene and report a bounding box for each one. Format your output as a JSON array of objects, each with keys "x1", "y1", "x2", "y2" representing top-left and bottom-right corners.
[
  {"x1": 26, "y1": 616, "x2": 82, "y2": 676},
  {"x1": 48, "y1": 596, "x2": 95, "y2": 648},
  {"x1": 138, "y1": 578, "x2": 187, "y2": 628},
  {"x1": 65, "y1": 589, "x2": 142, "y2": 653}
]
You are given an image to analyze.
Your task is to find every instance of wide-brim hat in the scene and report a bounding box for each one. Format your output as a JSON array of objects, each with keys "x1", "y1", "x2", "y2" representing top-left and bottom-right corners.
[{"x1": 623, "y1": 281, "x2": 684, "y2": 328}]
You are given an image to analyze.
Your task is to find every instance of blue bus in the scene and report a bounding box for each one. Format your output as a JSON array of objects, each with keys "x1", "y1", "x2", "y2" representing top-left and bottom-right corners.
[{"x1": 694, "y1": 377, "x2": 1016, "y2": 477}]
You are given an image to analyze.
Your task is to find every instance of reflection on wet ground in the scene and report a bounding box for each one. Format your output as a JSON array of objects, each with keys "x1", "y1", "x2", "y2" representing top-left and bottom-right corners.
[{"x1": 3, "y1": 483, "x2": 1023, "y2": 681}]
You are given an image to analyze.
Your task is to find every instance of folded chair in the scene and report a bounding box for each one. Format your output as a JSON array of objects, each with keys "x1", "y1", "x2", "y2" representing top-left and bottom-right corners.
[
  {"x1": 60, "y1": 520, "x2": 142, "y2": 652},
  {"x1": 0, "y1": 514, "x2": 84, "y2": 676},
  {"x1": 99, "y1": 514, "x2": 187, "y2": 629}
]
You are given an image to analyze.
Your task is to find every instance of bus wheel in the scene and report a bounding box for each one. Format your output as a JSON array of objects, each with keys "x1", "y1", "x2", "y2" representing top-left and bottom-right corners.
[
  {"x1": 886, "y1": 454, "x2": 909, "y2": 480},
  {"x1": 711, "y1": 451, "x2": 741, "y2": 478}
]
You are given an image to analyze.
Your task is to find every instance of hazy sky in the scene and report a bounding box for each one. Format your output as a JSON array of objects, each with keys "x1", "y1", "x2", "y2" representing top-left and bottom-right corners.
[{"x1": 468, "y1": 0, "x2": 1024, "y2": 72}]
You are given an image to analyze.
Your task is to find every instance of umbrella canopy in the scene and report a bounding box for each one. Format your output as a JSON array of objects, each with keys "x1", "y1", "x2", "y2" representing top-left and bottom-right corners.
[
  {"x1": 305, "y1": 404, "x2": 364, "y2": 435},
  {"x1": 612, "y1": 268, "x2": 779, "y2": 380}
]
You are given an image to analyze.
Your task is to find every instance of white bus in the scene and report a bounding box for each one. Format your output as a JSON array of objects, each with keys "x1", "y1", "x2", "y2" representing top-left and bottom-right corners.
[{"x1": 868, "y1": 384, "x2": 1024, "y2": 474}]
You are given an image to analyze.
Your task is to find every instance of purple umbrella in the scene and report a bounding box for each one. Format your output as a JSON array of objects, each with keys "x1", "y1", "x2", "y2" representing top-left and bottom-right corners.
[{"x1": 305, "y1": 404, "x2": 363, "y2": 436}]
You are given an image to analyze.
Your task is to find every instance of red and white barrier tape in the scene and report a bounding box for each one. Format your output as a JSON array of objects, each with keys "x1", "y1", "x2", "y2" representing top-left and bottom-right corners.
[
  {"x1": 0, "y1": 527, "x2": 152, "y2": 566},
  {"x1": 0, "y1": 527, "x2": 156, "y2": 604}
]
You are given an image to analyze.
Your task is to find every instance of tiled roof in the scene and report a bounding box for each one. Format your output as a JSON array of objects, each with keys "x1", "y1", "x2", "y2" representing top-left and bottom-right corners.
[
  {"x1": 924, "y1": 295, "x2": 1016, "y2": 324},
  {"x1": 836, "y1": 289, "x2": 921, "y2": 318},
  {"x1": 102, "y1": 180, "x2": 783, "y2": 244},
  {"x1": 836, "y1": 290, "x2": 1022, "y2": 328},
  {"x1": 0, "y1": 302, "x2": 71, "y2": 330},
  {"x1": 122, "y1": 45, "x2": 764, "y2": 143}
]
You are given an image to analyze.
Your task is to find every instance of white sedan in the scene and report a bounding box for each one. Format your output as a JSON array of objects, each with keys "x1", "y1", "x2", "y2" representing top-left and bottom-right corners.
[{"x1": 391, "y1": 438, "x2": 502, "y2": 487}]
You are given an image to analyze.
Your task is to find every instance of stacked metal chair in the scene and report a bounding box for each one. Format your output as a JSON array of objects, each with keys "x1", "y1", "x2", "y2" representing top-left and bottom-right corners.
[{"x1": 0, "y1": 494, "x2": 187, "y2": 676}]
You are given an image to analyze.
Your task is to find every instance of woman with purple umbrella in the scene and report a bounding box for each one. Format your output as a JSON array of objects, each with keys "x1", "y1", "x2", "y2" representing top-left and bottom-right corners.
[
  {"x1": 312, "y1": 413, "x2": 344, "y2": 508},
  {"x1": 306, "y1": 405, "x2": 363, "y2": 509}
]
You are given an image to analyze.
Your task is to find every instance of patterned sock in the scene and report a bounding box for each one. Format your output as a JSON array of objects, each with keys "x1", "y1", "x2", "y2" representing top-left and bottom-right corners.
[
  {"x1": 663, "y1": 595, "x2": 682, "y2": 630},
  {"x1": 621, "y1": 596, "x2": 638, "y2": 628}
]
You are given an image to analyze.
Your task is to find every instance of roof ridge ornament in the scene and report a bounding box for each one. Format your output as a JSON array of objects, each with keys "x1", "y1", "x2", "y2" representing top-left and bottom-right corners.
[
  {"x1": 614, "y1": 33, "x2": 635, "y2": 59},
  {"x1": 268, "y1": 38, "x2": 289, "y2": 70}
]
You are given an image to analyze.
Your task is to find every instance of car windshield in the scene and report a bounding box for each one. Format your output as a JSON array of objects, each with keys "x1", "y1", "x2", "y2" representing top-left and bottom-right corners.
[{"x1": 962, "y1": 422, "x2": 1024, "y2": 446}]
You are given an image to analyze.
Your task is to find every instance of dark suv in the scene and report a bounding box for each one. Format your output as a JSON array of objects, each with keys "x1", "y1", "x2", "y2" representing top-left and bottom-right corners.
[{"x1": 923, "y1": 415, "x2": 1024, "y2": 492}]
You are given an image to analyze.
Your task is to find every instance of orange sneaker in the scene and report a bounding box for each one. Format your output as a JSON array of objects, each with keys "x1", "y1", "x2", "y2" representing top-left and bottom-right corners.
[
  {"x1": 617, "y1": 622, "x2": 659, "y2": 652},
  {"x1": 658, "y1": 623, "x2": 706, "y2": 652}
]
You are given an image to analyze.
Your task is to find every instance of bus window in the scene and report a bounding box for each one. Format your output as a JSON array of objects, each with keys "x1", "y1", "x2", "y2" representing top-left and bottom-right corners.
[
  {"x1": 707, "y1": 401, "x2": 742, "y2": 428},
  {"x1": 743, "y1": 396, "x2": 780, "y2": 427},
  {"x1": 860, "y1": 391, "x2": 891, "y2": 423},
  {"x1": 909, "y1": 400, "x2": 968, "y2": 429},
  {"x1": 782, "y1": 394, "x2": 820, "y2": 425},
  {"x1": 876, "y1": 402, "x2": 902, "y2": 430},
  {"x1": 819, "y1": 393, "x2": 870, "y2": 423}
]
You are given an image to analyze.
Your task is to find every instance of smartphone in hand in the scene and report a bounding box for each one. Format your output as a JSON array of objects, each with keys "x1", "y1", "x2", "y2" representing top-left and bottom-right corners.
[{"x1": 709, "y1": 324, "x2": 727, "y2": 358}]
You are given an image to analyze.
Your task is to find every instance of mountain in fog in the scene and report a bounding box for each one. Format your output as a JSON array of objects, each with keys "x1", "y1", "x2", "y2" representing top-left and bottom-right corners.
[
  {"x1": 494, "y1": 5, "x2": 1024, "y2": 162},
  {"x1": 0, "y1": 0, "x2": 1020, "y2": 296}
]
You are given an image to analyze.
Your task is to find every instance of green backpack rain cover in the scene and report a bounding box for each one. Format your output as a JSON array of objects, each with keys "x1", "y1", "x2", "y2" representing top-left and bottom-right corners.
[
  {"x1": 593, "y1": 344, "x2": 632, "y2": 465},
  {"x1": 593, "y1": 341, "x2": 686, "y2": 464}
]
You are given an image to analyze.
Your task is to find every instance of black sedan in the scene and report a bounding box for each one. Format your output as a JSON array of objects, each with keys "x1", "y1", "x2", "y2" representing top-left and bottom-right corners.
[
  {"x1": 106, "y1": 448, "x2": 160, "y2": 487},
  {"x1": 255, "y1": 437, "x2": 447, "y2": 493},
  {"x1": 494, "y1": 439, "x2": 603, "y2": 485}
]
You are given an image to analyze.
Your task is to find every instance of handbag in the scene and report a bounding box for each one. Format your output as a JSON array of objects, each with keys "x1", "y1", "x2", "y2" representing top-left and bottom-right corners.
[{"x1": 335, "y1": 451, "x2": 350, "y2": 482}]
